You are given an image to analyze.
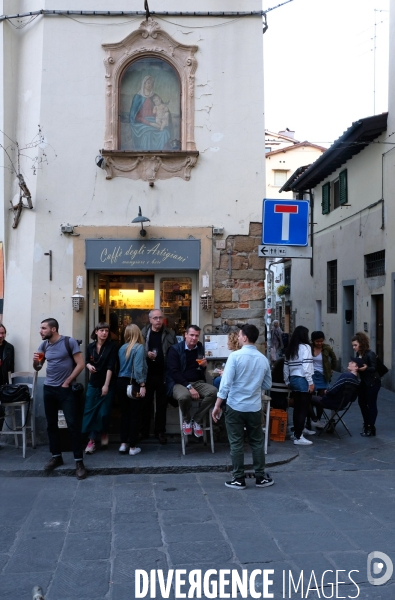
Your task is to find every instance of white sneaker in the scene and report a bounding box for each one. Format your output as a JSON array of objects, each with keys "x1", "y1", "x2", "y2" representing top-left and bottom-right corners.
[
  {"x1": 294, "y1": 435, "x2": 313, "y2": 446},
  {"x1": 303, "y1": 427, "x2": 316, "y2": 436},
  {"x1": 119, "y1": 443, "x2": 129, "y2": 454},
  {"x1": 313, "y1": 420, "x2": 325, "y2": 429},
  {"x1": 129, "y1": 447, "x2": 141, "y2": 456}
]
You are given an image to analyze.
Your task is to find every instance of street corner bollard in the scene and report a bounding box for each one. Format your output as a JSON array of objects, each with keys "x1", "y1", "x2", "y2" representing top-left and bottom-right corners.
[{"x1": 32, "y1": 586, "x2": 45, "y2": 600}]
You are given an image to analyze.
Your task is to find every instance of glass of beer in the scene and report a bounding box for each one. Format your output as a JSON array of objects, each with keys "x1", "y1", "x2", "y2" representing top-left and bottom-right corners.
[{"x1": 196, "y1": 354, "x2": 204, "y2": 370}]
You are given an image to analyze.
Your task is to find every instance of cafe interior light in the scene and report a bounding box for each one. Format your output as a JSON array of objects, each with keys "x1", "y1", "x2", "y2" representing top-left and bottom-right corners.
[{"x1": 132, "y1": 206, "x2": 150, "y2": 237}]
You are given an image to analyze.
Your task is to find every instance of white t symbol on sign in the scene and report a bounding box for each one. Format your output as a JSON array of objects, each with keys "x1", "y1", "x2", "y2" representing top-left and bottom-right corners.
[{"x1": 274, "y1": 204, "x2": 299, "y2": 241}]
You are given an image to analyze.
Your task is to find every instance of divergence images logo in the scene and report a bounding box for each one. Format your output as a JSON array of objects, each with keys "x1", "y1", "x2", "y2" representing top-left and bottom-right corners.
[{"x1": 367, "y1": 552, "x2": 393, "y2": 586}]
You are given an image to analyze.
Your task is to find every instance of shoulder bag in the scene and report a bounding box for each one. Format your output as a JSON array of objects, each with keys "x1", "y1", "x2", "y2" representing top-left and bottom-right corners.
[{"x1": 126, "y1": 348, "x2": 141, "y2": 399}]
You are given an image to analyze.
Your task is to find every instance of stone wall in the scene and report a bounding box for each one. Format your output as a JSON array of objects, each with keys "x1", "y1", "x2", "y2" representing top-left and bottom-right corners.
[{"x1": 213, "y1": 222, "x2": 266, "y2": 352}]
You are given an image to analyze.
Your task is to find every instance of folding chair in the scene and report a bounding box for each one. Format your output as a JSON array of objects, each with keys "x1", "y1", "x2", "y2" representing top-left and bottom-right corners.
[
  {"x1": 2, "y1": 371, "x2": 38, "y2": 457},
  {"x1": 317, "y1": 383, "x2": 358, "y2": 439},
  {"x1": 178, "y1": 400, "x2": 214, "y2": 455}
]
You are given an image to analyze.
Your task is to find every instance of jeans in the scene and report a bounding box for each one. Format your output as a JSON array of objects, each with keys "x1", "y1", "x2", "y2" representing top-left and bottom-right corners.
[
  {"x1": 140, "y1": 370, "x2": 168, "y2": 436},
  {"x1": 173, "y1": 381, "x2": 217, "y2": 425},
  {"x1": 117, "y1": 377, "x2": 142, "y2": 447},
  {"x1": 225, "y1": 405, "x2": 265, "y2": 479},
  {"x1": 358, "y1": 379, "x2": 381, "y2": 426},
  {"x1": 292, "y1": 391, "x2": 311, "y2": 439},
  {"x1": 43, "y1": 384, "x2": 83, "y2": 460}
]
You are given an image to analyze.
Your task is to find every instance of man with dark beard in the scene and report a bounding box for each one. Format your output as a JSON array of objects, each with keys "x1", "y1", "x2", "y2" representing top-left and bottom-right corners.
[{"x1": 33, "y1": 318, "x2": 86, "y2": 479}]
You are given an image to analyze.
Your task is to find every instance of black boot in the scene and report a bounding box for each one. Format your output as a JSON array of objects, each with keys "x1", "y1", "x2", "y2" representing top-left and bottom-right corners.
[
  {"x1": 370, "y1": 425, "x2": 376, "y2": 436},
  {"x1": 361, "y1": 424, "x2": 372, "y2": 437}
]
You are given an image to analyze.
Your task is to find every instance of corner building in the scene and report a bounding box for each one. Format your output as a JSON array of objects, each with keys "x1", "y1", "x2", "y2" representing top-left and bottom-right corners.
[{"x1": 0, "y1": 1, "x2": 267, "y2": 434}]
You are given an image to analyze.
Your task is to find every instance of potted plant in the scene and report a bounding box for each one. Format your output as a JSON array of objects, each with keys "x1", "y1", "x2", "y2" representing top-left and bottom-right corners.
[{"x1": 276, "y1": 285, "x2": 290, "y2": 297}]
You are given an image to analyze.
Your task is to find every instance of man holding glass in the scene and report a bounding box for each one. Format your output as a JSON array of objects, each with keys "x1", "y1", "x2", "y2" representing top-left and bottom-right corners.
[
  {"x1": 166, "y1": 325, "x2": 217, "y2": 437},
  {"x1": 141, "y1": 309, "x2": 176, "y2": 444},
  {"x1": 33, "y1": 318, "x2": 86, "y2": 479}
]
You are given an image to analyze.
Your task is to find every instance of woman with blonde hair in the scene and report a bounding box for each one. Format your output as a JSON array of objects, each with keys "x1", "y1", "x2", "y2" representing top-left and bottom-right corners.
[{"x1": 117, "y1": 324, "x2": 147, "y2": 455}]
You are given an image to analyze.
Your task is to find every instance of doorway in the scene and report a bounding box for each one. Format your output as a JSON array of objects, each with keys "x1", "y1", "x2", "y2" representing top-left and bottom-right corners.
[
  {"x1": 90, "y1": 271, "x2": 197, "y2": 343},
  {"x1": 372, "y1": 294, "x2": 384, "y2": 360},
  {"x1": 342, "y1": 282, "x2": 355, "y2": 370}
]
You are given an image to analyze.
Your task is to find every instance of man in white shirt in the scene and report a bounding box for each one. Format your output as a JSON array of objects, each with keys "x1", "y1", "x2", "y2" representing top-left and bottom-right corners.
[{"x1": 212, "y1": 324, "x2": 274, "y2": 490}]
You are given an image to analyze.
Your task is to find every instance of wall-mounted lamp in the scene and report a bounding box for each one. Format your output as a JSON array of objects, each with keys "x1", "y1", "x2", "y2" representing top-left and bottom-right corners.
[
  {"x1": 60, "y1": 223, "x2": 80, "y2": 237},
  {"x1": 132, "y1": 206, "x2": 150, "y2": 237},
  {"x1": 200, "y1": 290, "x2": 213, "y2": 312},
  {"x1": 71, "y1": 290, "x2": 84, "y2": 312},
  {"x1": 95, "y1": 154, "x2": 107, "y2": 169}
]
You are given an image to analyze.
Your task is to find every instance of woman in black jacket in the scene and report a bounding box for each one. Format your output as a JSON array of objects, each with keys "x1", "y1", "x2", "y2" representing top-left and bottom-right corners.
[
  {"x1": 82, "y1": 322, "x2": 118, "y2": 453},
  {"x1": 351, "y1": 332, "x2": 380, "y2": 437},
  {"x1": 0, "y1": 324, "x2": 15, "y2": 385}
]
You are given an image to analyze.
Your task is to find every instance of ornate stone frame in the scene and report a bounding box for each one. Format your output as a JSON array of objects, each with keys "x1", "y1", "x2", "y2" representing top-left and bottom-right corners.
[{"x1": 101, "y1": 18, "x2": 199, "y2": 182}]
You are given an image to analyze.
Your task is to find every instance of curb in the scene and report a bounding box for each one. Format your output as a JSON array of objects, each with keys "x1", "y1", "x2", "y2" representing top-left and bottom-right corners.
[{"x1": 0, "y1": 452, "x2": 298, "y2": 477}]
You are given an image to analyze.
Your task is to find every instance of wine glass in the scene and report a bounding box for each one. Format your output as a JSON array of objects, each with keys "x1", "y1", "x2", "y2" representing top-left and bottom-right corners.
[
  {"x1": 151, "y1": 348, "x2": 158, "y2": 362},
  {"x1": 196, "y1": 353, "x2": 204, "y2": 370}
]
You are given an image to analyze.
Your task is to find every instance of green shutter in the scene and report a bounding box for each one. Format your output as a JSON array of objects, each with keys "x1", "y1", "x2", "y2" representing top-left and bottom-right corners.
[
  {"x1": 339, "y1": 169, "x2": 347, "y2": 205},
  {"x1": 322, "y1": 182, "x2": 330, "y2": 214}
]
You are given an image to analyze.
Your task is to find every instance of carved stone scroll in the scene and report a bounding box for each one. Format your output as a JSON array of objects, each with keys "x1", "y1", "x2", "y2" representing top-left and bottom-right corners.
[{"x1": 101, "y1": 151, "x2": 199, "y2": 182}]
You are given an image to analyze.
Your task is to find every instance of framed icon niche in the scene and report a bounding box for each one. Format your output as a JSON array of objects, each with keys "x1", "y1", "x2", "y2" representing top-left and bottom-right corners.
[{"x1": 102, "y1": 18, "x2": 199, "y2": 182}]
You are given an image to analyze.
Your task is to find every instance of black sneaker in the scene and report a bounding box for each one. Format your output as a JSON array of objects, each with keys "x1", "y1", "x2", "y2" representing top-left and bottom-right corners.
[
  {"x1": 225, "y1": 477, "x2": 246, "y2": 490},
  {"x1": 256, "y1": 475, "x2": 274, "y2": 488}
]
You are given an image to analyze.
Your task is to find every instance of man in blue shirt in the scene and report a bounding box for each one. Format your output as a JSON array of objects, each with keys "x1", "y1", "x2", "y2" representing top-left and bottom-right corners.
[{"x1": 213, "y1": 324, "x2": 273, "y2": 490}]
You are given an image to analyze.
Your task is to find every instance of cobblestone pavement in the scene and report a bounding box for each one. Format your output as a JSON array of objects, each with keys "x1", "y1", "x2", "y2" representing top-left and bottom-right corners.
[{"x1": 0, "y1": 390, "x2": 395, "y2": 599}]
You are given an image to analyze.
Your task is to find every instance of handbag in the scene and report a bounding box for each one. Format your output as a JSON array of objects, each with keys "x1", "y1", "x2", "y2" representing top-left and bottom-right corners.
[
  {"x1": 126, "y1": 349, "x2": 141, "y2": 399},
  {"x1": 375, "y1": 355, "x2": 388, "y2": 378},
  {"x1": 0, "y1": 383, "x2": 30, "y2": 404}
]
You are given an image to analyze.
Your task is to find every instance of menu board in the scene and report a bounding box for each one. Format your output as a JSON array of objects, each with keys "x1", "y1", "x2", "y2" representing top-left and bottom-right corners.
[{"x1": 204, "y1": 334, "x2": 232, "y2": 359}]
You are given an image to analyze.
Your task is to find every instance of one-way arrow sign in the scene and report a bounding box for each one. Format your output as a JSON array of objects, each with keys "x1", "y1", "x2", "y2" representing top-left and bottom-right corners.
[{"x1": 258, "y1": 245, "x2": 312, "y2": 258}]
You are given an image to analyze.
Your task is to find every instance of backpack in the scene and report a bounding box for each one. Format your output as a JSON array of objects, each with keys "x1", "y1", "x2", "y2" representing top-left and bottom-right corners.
[{"x1": 44, "y1": 336, "x2": 79, "y2": 364}]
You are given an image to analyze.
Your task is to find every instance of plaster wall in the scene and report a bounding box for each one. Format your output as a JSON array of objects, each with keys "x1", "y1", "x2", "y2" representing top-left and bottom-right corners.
[
  {"x1": 266, "y1": 146, "x2": 324, "y2": 199},
  {"x1": 290, "y1": 139, "x2": 391, "y2": 371},
  {"x1": 0, "y1": 0, "x2": 266, "y2": 372}
]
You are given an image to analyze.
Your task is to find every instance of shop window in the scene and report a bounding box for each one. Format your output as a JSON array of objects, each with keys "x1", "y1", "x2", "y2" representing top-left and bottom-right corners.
[
  {"x1": 98, "y1": 275, "x2": 155, "y2": 341},
  {"x1": 327, "y1": 260, "x2": 337, "y2": 313},
  {"x1": 365, "y1": 250, "x2": 385, "y2": 277},
  {"x1": 160, "y1": 277, "x2": 191, "y2": 336},
  {"x1": 101, "y1": 18, "x2": 199, "y2": 182}
]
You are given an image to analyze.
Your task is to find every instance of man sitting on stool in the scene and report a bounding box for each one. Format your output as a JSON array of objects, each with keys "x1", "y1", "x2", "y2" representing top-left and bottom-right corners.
[{"x1": 166, "y1": 325, "x2": 217, "y2": 437}]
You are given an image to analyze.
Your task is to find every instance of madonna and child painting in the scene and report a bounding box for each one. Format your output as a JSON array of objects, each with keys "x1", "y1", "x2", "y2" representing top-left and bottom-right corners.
[{"x1": 120, "y1": 57, "x2": 181, "y2": 151}]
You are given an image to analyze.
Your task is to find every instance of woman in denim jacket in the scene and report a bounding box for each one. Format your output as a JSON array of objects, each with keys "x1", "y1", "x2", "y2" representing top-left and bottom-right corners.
[{"x1": 117, "y1": 324, "x2": 147, "y2": 456}]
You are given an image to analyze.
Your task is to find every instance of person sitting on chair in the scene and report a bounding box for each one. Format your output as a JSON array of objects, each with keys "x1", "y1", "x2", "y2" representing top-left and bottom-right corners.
[
  {"x1": 165, "y1": 325, "x2": 217, "y2": 438},
  {"x1": 311, "y1": 357, "x2": 362, "y2": 427}
]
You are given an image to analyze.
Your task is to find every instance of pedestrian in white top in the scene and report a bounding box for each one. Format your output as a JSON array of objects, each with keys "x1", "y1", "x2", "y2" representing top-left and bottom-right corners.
[{"x1": 283, "y1": 326, "x2": 314, "y2": 446}]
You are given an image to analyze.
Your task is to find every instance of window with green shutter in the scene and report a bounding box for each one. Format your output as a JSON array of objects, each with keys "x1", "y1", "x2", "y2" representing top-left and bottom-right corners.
[
  {"x1": 322, "y1": 182, "x2": 330, "y2": 214},
  {"x1": 339, "y1": 169, "x2": 347, "y2": 205}
]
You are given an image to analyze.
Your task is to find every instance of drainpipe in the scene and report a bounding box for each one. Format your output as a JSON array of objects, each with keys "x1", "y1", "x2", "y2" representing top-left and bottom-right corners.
[{"x1": 309, "y1": 189, "x2": 314, "y2": 277}]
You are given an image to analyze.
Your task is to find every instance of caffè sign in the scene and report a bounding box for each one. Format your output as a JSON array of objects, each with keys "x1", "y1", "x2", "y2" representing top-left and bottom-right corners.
[{"x1": 85, "y1": 239, "x2": 201, "y2": 270}]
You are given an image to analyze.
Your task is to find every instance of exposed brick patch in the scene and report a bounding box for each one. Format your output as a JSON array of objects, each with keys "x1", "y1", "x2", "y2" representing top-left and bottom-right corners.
[{"x1": 213, "y1": 223, "x2": 265, "y2": 330}]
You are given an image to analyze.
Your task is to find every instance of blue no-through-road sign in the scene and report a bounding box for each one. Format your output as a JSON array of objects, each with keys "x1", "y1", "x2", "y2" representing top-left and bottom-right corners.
[{"x1": 262, "y1": 199, "x2": 309, "y2": 246}]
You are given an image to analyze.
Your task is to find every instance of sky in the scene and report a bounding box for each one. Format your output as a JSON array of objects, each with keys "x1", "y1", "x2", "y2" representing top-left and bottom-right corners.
[{"x1": 263, "y1": 0, "x2": 390, "y2": 146}]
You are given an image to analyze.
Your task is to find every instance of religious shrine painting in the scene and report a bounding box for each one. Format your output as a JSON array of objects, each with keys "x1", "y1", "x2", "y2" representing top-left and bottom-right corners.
[{"x1": 120, "y1": 58, "x2": 181, "y2": 152}]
